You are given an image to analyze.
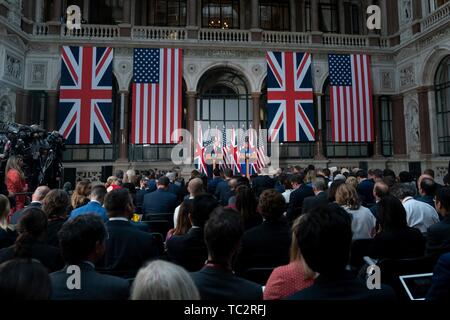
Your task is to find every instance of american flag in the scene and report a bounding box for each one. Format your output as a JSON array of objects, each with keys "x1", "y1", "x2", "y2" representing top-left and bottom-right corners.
[
  {"x1": 58, "y1": 46, "x2": 113, "y2": 144},
  {"x1": 266, "y1": 51, "x2": 315, "y2": 143},
  {"x1": 328, "y1": 54, "x2": 374, "y2": 142},
  {"x1": 131, "y1": 48, "x2": 182, "y2": 144},
  {"x1": 220, "y1": 126, "x2": 229, "y2": 170}
]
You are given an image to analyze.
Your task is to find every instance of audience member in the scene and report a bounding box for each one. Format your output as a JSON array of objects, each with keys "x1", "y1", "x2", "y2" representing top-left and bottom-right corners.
[
  {"x1": 286, "y1": 174, "x2": 314, "y2": 221},
  {"x1": 369, "y1": 181, "x2": 389, "y2": 219},
  {"x1": 390, "y1": 183, "x2": 439, "y2": 233},
  {"x1": 166, "y1": 194, "x2": 218, "y2": 271},
  {"x1": 0, "y1": 194, "x2": 16, "y2": 249},
  {"x1": 335, "y1": 184, "x2": 376, "y2": 240},
  {"x1": 302, "y1": 177, "x2": 328, "y2": 214},
  {"x1": 235, "y1": 189, "x2": 291, "y2": 273},
  {"x1": 426, "y1": 252, "x2": 450, "y2": 300},
  {"x1": 207, "y1": 168, "x2": 223, "y2": 195},
  {"x1": 5, "y1": 155, "x2": 28, "y2": 213},
  {"x1": 9, "y1": 186, "x2": 50, "y2": 225},
  {"x1": 426, "y1": 187, "x2": 450, "y2": 255},
  {"x1": 100, "y1": 189, "x2": 158, "y2": 277},
  {"x1": 280, "y1": 174, "x2": 293, "y2": 204},
  {"x1": 215, "y1": 168, "x2": 234, "y2": 206},
  {"x1": 417, "y1": 178, "x2": 437, "y2": 209},
  {"x1": 0, "y1": 208, "x2": 63, "y2": 272},
  {"x1": 173, "y1": 178, "x2": 202, "y2": 228},
  {"x1": 51, "y1": 215, "x2": 129, "y2": 300},
  {"x1": 131, "y1": 260, "x2": 200, "y2": 300},
  {"x1": 69, "y1": 185, "x2": 108, "y2": 222},
  {"x1": 356, "y1": 169, "x2": 375, "y2": 207},
  {"x1": 191, "y1": 207, "x2": 262, "y2": 300},
  {"x1": 71, "y1": 180, "x2": 91, "y2": 209},
  {"x1": 287, "y1": 203, "x2": 395, "y2": 300},
  {"x1": 327, "y1": 179, "x2": 345, "y2": 202},
  {"x1": 143, "y1": 176, "x2": 177, "y2": 215},
  {"x1": 252, "y1": 173, "x2": 276, "y2": 198},
  {"x1": 235, "y1": 186, "x2": 262, "y2": 230},
  {"x1": 42, "y1": 189, "x2": 70, "y2": 247},
  {"x1": 264, "y1": 217, "x2": 314, "y2": 300},
  {"x1": 0, "y1": 259, "x2": 51, "y2": 300},
  {"x1": 106, "y1": 176, "x2": 121, "y2": 192},
  {"x1": 167, "y1": 199, "x2": 193, "y2": 241}
]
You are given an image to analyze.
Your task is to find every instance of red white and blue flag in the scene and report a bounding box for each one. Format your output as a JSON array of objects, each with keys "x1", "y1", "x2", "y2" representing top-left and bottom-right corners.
[
  {"x1": 131, "y1": 48, "x2": 182, "y2": 144},
  {"x1": 266, "y1": 51, "x2": 315, "y2": 142},
  {"x1": 58, "y1": 46, "x2": 113, "y2": 144},
  {"x1": 194, "y1": 123, "x2": 207, "y2": 175},
  {"x1": 328, "y1": 54, "x2": 374, "y2": 142}
]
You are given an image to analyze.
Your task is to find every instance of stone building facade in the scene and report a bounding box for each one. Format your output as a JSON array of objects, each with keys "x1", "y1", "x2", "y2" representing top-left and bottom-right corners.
[{"x1": 0, "y1": 0, "x2": 449, "y2": 183}]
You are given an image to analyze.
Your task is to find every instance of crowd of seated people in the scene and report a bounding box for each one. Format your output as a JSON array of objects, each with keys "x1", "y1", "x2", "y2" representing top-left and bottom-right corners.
[{"x1": 0, "y1": 165, "x2": 449, "y2": 300}]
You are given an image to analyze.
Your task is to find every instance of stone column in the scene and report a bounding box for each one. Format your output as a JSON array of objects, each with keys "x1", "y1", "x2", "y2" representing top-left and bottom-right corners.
[
  {"x1": 250, "y1": 0, "x2": 260, "y2": 29},
  {"x1": 412, "y1": 0, "x2": 422, "y2": 34},
  {"x1": 83, "y1": 0, "x2": 89, "y2": 22},
  {"x1": 289, "y1": 0, "x2": 296, "y2": 32},
  {"x1": 34, "y1": 0, "x2": 43, "y2": 23},
  {"x1": 46, "y1": 91, "x2": 59, "y2": 131},
  {"x1": 187, "y1": 0, "x2": 198, "y2": 39},
  {"x1": 386, "y1": 0, "x2": 400, "y2": 45},
  {"x1": 140, "y1": 0, "x2": 147, "y2": 26},
  {"x1": 119, "y1": 91, "x2": 129, "y2": 161},
  {"x1": 51, "y1": 0, "x2": 62, "y2": 21},
  {"x1": 123, "y1": 0, "x2": 131, "y2": 23},
  {"x1": 252, "y1": 92, "x2": 261, "y2": 130},
  {"x1": 15, "y1": 90, "x2": 30, "y2": 124},
  {"x1": 337, "y1": 0, "x2": 346, "y2": 34},
  {"x1": 130, "y1": 0, "x2": 136, "y2": 25},
  {"x1": 23, "y1": 0, "x2": 34, "y2": 20},
  {"x1": 391, "y1": 95, "x2": 407, "y2": 157},
  {"x1": 372, "y1": 95, "x2": 382, "y2": 157},
  {"x1": 314, "y1": 93, "x2": 325, "y2": 160},
  {"x1": 186, "y1": 91, "x2": 197, "y2": 159},
  {"x1": 310, "y1": 0, "x2": 322, "y2": 43},
  {"x1": 240, "y1": 0, "x2": 246, "y2": 30},
  {"x1": 148, "y1": 0, "x2": 155, "y2": 25},
  {"x1": 418, "y1": 87, "x2": 432, "y2": 156}
]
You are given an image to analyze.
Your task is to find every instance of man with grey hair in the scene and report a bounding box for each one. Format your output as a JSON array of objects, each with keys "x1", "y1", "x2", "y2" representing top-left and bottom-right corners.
[
  {"x1": 390, "y1": 183, "x2": 439, "y2": 233},
  {"x1": 166, "y1": 171, "x2": 182, "y2": 203},
  {"x1": 173, "y1": 178, "x2": 203, "y2": 227},
  {"x1": 302, "y1": 177, "x2": 329, "y2": 214},
  {"x1": 10, "y1": 186, "x2": 50, "y2": 224}
]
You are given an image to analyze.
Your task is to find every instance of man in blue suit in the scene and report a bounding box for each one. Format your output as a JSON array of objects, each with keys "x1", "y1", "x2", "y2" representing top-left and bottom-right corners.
[
  {"x1": 69, "y1": 185, "x2": 108, "y2": 222},
  {"x1": 356, "y1": 169, "x2": 375, "y2": 207},
  {"x1": 143, "y1": 176, "x2": 177, "y2": 215}
]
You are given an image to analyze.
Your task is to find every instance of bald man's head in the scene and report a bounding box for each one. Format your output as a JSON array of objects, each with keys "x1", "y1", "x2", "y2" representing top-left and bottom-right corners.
[
  {"x1": 188, "y1": 178, "x2": 203, "y2": 196},
  {"x1": 32, "y1": 186, "x2": 50, "y2": 202},
  {"x1": 373, "y1": 182, "x2": 389, "y2": 201}
]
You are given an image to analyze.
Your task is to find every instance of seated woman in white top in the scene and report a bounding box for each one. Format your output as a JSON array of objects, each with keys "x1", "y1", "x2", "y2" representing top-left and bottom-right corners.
[{"x1": 335, "y1": 183, "x2": 376, "y2": 240}]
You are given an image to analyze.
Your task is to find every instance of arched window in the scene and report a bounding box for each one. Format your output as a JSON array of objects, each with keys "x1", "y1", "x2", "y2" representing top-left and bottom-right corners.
[
  {"x1": 259, "y1": 0, "x2": 290, "y2": 31},
  {"x1": 202, "y1": 0, "x2": 240, "y2": 29},
  {"x1": 322, "y1": 80, "x2": 373, "y2": 157},
  {"x1": 435, "y1": 55, "x2": 450, "y2": 155}
]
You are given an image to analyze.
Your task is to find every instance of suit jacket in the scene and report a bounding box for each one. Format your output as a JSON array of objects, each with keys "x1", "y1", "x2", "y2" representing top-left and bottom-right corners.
[
  {"x1": 426, "y1": 252, "x2": 450, "y2": 300},
  {"x1": 369, "y1": 203, "x2": 380, "y2": 220},
  {"x1": 0, "y1": 228, "x2": 17, "y2": 250},
  {"x1": 251, "y1": 175, "x2": 276, "y2": 198},
  {"x1": 0, "y1": 241, "x2": 64, "y2": 272},
  {"x1": 168, "y1": 183, "x2": 183, "y2": 203},
  {"x1": 234, "y1": 218, "x2": 291, "y2": 274},
  {"x1": 367, "y1": 227, "x2": 425, "y2": 260},
  {"x1": 416, "y1": 195, "x2": 436, "y2": 209},
  {"x1": 287, "y1": 271, "x2": 396, "y2": 300},
  {"x1": 426, "y1": 216, "x2": 450, "y2": 255},
  {"x1": 166, "y1": 227, "x2": 207, "y2": 272},
  {"x1": 50, "y1": 262, "x2": 129, "y2": 300},
  {"x1": 47, "y1": 218, "x2": 67, "y2": 248},
  {"x1": 69, "y1": 201, "x2": 108, "y2": 222},
  {"x1": 286, "y1": 184, "x2": 314, "y2": 221},
  {"x1": 143, "y1": 189, "x2": 178, "y2": 214},
  {"x1": 207, "y1": 177, "x2": 223, "y2": 195},
  {"x1": 135, "y1": 188, "x2": 150, "y2": 209},
  {"x1": 100, "y1": 220, "x2": 159, "y2": 277},
  {"x1": 357, "y1": 179, "x2": 375, "y2": 207},
  {"x1": 215, "y1": 180, "x2": 232, "y2": 206},
  {"x1": 191, "y1": 266, "x2": 263, "y2": 300},
  {"x1": 302, "y1": 192, "x2": 329, "y2": 214},
  {"x1": 9, "y1": 201, "x2": 42, "y2": 225}
]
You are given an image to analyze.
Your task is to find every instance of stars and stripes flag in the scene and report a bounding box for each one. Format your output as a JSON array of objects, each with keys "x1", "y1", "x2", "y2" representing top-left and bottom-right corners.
[
  {"x1": 256, "y1": 128, "x2": 268, "y2": 172},
  {"x1": 58, "y1": 46, "x2": 113, "y2": 144},
  {"x1": 131, "y1": 48, "x2": 182, "y2": 144},
  {"x1": 266, "y1": 51, "x2": 315, "y2": 143},
  {"x1": 220, "y1": 126, "x2": 230, "y2": 170},
  {"x1": 328, "y1": 54, "x2": 374, "y2": 142}
]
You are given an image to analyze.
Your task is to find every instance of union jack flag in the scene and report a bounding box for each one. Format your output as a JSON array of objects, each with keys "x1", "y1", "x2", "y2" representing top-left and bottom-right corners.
[
  {"x1": 194, "y1": 123, "x2": 207, "y2": 175},
  {"x1": 266, "y1": 51, "x2": 315, "y2": 142},
  {"x1": 220, "y1": 126, "x2": 229, "y2": 170},
  {"x1": 58, "y1": 46, "x2": 113, "y2": 144}
]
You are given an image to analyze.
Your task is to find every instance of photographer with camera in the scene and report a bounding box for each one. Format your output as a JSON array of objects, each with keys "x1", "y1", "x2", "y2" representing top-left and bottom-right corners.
[{"x1": 5, "y1": 155, "x2": 28, "y2": 214}]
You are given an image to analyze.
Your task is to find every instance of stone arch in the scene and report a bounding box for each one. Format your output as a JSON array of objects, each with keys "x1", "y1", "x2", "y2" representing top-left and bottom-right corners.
[
  {"x1": 194, "y1": 62, "x2": 254, "y2": 93},
  {"x1": 420, "y1": 45, "x2": 450, "y2": 86}
]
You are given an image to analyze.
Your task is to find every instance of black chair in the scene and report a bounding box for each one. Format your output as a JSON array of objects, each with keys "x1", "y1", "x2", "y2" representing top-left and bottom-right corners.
[
  {"x1": 151, "y1": 232, "x2": 165, "y2": 255},
  {"x1": 143, "y1": 213, "x2": 174, "y2": 224},
  {"x1": 142, "y1": 220, "x2": 172, "y2": 238},
  {"x1": 350, "y1": 238, "x2": 374, "y2": 270},
  {"x1": 377, "y1": 254, "x2": 440, "y2": 300},
  {"x1": 241, "y1": 267, "x2": 274, "y2": 286}
]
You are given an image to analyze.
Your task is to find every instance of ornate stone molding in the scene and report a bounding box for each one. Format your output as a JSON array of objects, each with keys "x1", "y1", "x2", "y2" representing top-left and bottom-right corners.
[
  {"x1": 399, "y1": 64, "x2": 415, "y2": 89},
  {"x1": 2, "y1": 50, "x2": 23, "y2": 85},
  {"x1": 185, "y1": 48, "x2": 263, "y2": 58},
  {"x1": 380, "y1": 69, "x2": 394, "y2": 91}
]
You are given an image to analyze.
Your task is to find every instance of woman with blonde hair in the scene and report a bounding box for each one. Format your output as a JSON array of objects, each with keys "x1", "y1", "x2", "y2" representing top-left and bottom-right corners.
[
  {"x1": 0, "y1": 194, "x2": 16, "y2": 249},
  {"x1": 345, "y1": 176, "x2": 359, "y2": 190},
  {"x1": 5, "y1": 155, "x2": 27, "y2": 213},
  {"x1": 70, "y1": 180, "x2": 91, "y2": 210},
  {"x1": 335, "y1": 183, "x2": 376, "y2": 240},
  {"x1": 264, "y1": 216, "x2": 314, "y2": 300},
  {"x1": 131, "y1": 260, "x2": 200, "y2": 300},
  {"x1": 105, "y1": 176, "x2": 120, "y2": 192}
]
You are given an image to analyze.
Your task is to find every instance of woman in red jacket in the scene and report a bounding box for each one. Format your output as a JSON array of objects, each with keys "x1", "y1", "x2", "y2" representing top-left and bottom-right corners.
[{"x1": 5, "y1": 155, "x2": 28, "y2": 213}]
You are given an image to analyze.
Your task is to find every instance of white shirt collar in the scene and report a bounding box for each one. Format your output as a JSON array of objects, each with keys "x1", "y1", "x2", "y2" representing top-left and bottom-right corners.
[{"x1": 402, "y1": 196, "x2": 414, "y2": 203}]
